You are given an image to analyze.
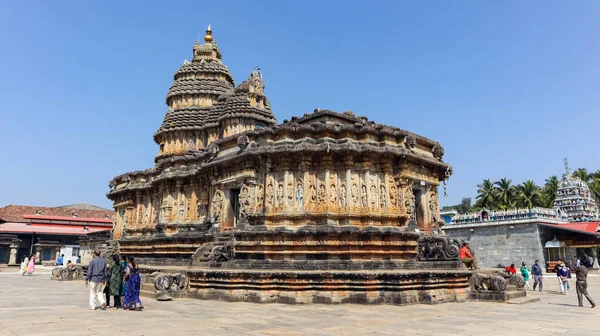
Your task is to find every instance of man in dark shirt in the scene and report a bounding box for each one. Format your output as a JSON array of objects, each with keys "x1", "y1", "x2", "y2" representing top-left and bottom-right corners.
[
  {"x1": 531, "y1": 260, "x2": 543, "y2": 292},
  {"x1": 85, "y1": 250, "x2": 107, "y2": 310},
  {"x1": 572, "y1": 265, "x2": 596, "y2": 308}
]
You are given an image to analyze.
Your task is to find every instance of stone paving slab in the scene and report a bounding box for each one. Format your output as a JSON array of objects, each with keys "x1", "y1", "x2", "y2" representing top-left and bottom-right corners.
[{"x1": 1, "y1": 272, "x2": 599, "y2": 335}]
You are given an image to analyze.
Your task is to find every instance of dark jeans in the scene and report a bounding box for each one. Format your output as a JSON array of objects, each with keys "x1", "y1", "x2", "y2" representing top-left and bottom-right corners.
[
  {"x1": 533, "y1": 274, "x2": 543, "y2": 291},
  {"x1": 576, "y1": 280, "x2": 596, "y2": 306},
  {"x1": 104, "y1": 286, "x2": 122, "y2": 307}
]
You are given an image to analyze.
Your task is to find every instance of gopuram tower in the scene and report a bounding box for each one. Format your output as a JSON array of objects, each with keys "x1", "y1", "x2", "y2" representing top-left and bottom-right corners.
[{"x1": 107, "y1": 26, "x2": 472, "y2": 305}]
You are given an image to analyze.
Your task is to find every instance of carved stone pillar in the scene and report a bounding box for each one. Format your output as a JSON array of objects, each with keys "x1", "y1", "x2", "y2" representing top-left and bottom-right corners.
[{"x1": 9, "y1": 243, "x2": 18, "y2": 264}]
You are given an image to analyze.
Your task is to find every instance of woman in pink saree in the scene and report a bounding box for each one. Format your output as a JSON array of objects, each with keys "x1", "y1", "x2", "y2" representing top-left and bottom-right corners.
[{"x1": 24, "y1": 255, "x2": 36, "y2": 276}]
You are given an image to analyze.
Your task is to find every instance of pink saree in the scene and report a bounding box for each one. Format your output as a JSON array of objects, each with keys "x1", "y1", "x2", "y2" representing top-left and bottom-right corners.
[{"x1": 26, "y1": 257, "x2": 35, "y2": 275}]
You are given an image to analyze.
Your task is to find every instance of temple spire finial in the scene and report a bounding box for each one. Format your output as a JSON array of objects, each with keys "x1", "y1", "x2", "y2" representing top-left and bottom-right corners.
[
  {"x1": 204, "y1": 24, "x2": 213, "y2": 44},
  {"x1": 564, "y1": 157, "x2": 570, "y2": 177}
]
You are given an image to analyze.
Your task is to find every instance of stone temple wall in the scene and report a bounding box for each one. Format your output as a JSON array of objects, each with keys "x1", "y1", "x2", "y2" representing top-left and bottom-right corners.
[{"x1": 445, "y1": 222, "x2": 545, "y2": 268}]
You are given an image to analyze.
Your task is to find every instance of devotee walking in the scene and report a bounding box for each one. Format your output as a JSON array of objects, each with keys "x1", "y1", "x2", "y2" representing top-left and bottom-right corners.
[
  {"x1": 85, "y1": 250, "x2": 107, "y2": 310},
  {"x1": 123, "y1": 256, "x2": 143, "y2": 311},
  {"x1": 572, "y1": 265, "x2": 596, "y2": 308},
  {"x1": 558, "y1": 263, "x2": 572, "y2": 294},
  {"x1": 23, "y1": 255, "x2": 36, "y2": 276},
  {"x1": 520, "y1": 262, "x2": 531, "y2": 288},
  {"x1": 107, "y1": 255, "x2": 123, "y2": 309},
  {"x1": 18, "y1": 256, "x2": 28, "y2": 275},
  {"x1": 459, "y1": 243, "x2": 478, "y2": 270},
  {"x1": 76, "y1": 255, "x2": 81, "y2": 264},
  {"x1": 505, "y1": 264, "x2": 516, "y2": 275},
  {"x1": 531, "y1": 259, "x2": 543, "y2": 292},
  {"x1": 57, "y1": 254, "x2": 64, "y2": 267}
]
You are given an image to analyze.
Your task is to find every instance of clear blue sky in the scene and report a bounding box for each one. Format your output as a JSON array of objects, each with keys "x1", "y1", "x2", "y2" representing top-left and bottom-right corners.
[{"x1": 1, "y1": 1, "x2": 599, "y2": 210}]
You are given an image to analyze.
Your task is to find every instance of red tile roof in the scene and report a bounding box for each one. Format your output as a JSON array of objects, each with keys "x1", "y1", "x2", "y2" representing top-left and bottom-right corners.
[
  {"x1": 0, "y1": 222, "x2": 111, "y2": 235},
  {"x1": 0, "y1": 205, "x2": 114, "y2": 223},
  {"x1": 544, "y1": 222, "x2": 600, "y2": 235},
  {"x1": 23, "y1": 215, "x2": 112, "y2": 224}
]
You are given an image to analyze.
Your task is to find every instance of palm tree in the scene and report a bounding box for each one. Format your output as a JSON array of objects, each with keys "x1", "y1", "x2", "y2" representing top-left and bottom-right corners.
[
  {"x1": 516, "y1": 180, "x2": 542, "y2": 209},
  {"x1": 588, "y1": 170, "x2": 600, "y2": 204},
  {"x1": 476, "y1": 179, "x2": 497, "y2": 210},
  {"x1": 573, "y1": 168, "x2": 590, "y2": 182},
  {"x1": 494, "y1": 178, "x2": 515, "y2": 209},
  {"x1": 541, "y1": 175, "x2": 559, "y2": 207}
]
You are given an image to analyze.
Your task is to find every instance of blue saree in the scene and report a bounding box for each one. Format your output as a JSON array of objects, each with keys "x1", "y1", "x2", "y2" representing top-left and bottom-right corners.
[{"x1": 123, "y1": 266, "x2": 142, "y2": 310}]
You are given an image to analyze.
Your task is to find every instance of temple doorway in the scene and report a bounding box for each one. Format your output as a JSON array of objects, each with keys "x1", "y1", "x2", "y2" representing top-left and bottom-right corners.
[{"x1": 229, "y1": 188, "x2": 241, "y2": 227}]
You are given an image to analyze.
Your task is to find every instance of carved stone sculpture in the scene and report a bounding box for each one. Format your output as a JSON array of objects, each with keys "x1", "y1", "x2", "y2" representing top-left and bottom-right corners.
[
  {"x1": 51, "y1": 266, "x2": 84, "y2": 281},
  {"x1": 153, "y1": 272, "x2": 189, "y2": 301},
  {"x1": 211, "y1": 190, "x2": 223, "y2": 222},
  {"x1": 417, "y1": 236, "x2": 460, "y2": 261},
  {"x1": 340, "y1": 183, "x2": 347, "y2": 207},
  {"x1": 286, "y1": 181, "x2": 294, "y2": 207},
  {"x1": 208, "y1": 246, "x2": 231, "y2": 267},
  {"x1": 361, "y1": 184, "x2": 367, "y2": 207},
  {"x1": 317, "y1": 184, "x2": 326, "y2": 205},
  {"x1": 296, "y1": 180, "x2": 304, "y2": 209},
  {"x1": 472, "y1": 273, "x2": 508, "y2": 292}
]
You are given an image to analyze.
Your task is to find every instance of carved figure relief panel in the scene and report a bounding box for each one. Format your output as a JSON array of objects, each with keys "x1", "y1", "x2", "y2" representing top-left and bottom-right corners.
[
  {"x1": 428, "y1": 184, "x2": 440, "y2": 223},
  {"x1": 296, "y1": 178, "x2": 304, "y2": 210},
  {"x1": 256, "y1": 182, "x2": 264, "y2": 213},
  {"x1": 389, "y1": 176, "x2": 398, "y2": 210},
  {"x1": 265, "y1": 176, "x2": 274, "y2": 213},
  {"x1": 350, "y1": 175, "x2": 359, "y2": 209},
  {"x1": 211, "y1": 189, "x2": 224, "y2": 222},
  {"x1": 276, "y1": 175, "x2": 284, "y2": 211},
  {"x1": 239, "y1": 185, "x2": 251, "y2": 220},
  {"x1": 286, "y1": 175, "x2": 294, "y2": 209},
  {"x1": 340, "y1": 181, "x2": 347, "y2": 208},
  {"x1": 307, "y1": 173, "x2": 317, "y2": 211},
  {"x1": 369, "y1": 177, "x2": 378, "y2": 208},
  {"x1": 329, "y1": 172, "x2": 338, "y2": 211}
]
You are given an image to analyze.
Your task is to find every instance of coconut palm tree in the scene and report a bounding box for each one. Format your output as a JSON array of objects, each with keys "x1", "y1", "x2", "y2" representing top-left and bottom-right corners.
[
  {"x1": 541, "y1": 175, "x2": 559, "y2": 207},
  {"x1": 494, "y1": 178, "x2": 515, "y2": 209},
  {"x1": 573, "y1": 168, "x2": 590, "y2": 182},
  {"x1": 516, "y1": 180, "x2": 542, "y2": 209},
  {"x1": 588, "y1": 170, "x2": 600, "y2": 203},
  {"x1": 476, "y1": 179, "x2": 497, "y2": 210}
]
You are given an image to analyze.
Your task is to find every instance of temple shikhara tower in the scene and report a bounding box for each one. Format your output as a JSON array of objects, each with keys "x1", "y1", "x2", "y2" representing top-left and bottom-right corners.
[
  {"x1": 107, "y1": 26, "x2": 471, "y2": 305},
  {"x1": 554, "y1": 161, "x2": 599, "y2": 222}
]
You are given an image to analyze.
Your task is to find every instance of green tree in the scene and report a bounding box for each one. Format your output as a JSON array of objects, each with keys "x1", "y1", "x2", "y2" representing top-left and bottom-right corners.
[
  {"x1": 541, "y1": 175, "x2": 559, "y2": 207},
  {"x1": 494, "y1": 178, "x2": 515, "y2": 209},
  {"x1": 516, "y1": 180, "x2": 542, "y2": 209},
  {"x1": 475, "y1": 179, "x2": 497, "y2": 210},
  {"x1": 573, "y1": 168, "x2": 590, "y2": 182},
  {"x1": 456, "y1": 197, "x2": 472, "y2": 214},
  {"x1": 588, "y1": 170, "x2": 600, "y2": 203}
]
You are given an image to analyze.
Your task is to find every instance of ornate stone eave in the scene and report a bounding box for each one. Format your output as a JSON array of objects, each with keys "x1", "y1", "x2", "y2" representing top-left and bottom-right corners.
[{"x1": 107, "y1": 137, "x2": 449, "y2": 199}]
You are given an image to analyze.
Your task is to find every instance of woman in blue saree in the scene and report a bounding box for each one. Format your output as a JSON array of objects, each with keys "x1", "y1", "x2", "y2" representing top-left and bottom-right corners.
[{"x1": 123, "y1": 256, "x2": 143, "y2": 311}]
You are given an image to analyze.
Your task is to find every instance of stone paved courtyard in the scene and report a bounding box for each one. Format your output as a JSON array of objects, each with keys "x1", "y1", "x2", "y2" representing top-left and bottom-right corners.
[{"x1": 1, "y1": 268, "x2": 599, "y2": 336}]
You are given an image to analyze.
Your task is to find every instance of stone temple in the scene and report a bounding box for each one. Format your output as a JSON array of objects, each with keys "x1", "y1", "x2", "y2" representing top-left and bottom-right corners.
[{"x1": 107, "y1": 26, "x2": 471, "y2": 305}]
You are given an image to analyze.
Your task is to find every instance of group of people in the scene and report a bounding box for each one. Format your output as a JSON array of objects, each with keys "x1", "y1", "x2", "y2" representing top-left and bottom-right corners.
[
  {"x1": 506, "y1": 259, "x2": 596, "y2": 308},
  {"x1": 18, "y1": 254, "x2": 36, "y2": 276},
  {"x1": 86, "y1": 250, "x2": 143, "y2": 311},
  {"x1": 57, "y1": 253, "x2": 81, "y2": 267},
  {"x1": 459, "y1": 242, "x2": 595, "y2": 308}
]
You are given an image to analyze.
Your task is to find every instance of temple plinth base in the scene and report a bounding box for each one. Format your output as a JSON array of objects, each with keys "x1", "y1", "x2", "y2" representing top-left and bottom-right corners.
[{"x1": 138, "y1": 266, "x2": 471, "y2": 305}]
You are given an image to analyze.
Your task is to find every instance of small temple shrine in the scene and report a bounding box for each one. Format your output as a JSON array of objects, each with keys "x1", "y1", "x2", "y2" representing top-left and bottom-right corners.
[
  {"x1": 445, "y1": 161, "x2": 600, "y2": 270},
  {"x1": 553, "y1": 163, "x2": 599, "y2": 222},
  {"x1": 107, "y1": 26, "x2": 471, "y2": 305}
]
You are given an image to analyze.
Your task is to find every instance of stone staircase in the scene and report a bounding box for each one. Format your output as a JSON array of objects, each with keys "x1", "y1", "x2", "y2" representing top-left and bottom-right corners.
[
  {"x1": 193, "y1": 232, "x2": 235, "y2": 265},
  {"x1": 139, "y1": 282, "x2": 157, "y2": 299}
]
